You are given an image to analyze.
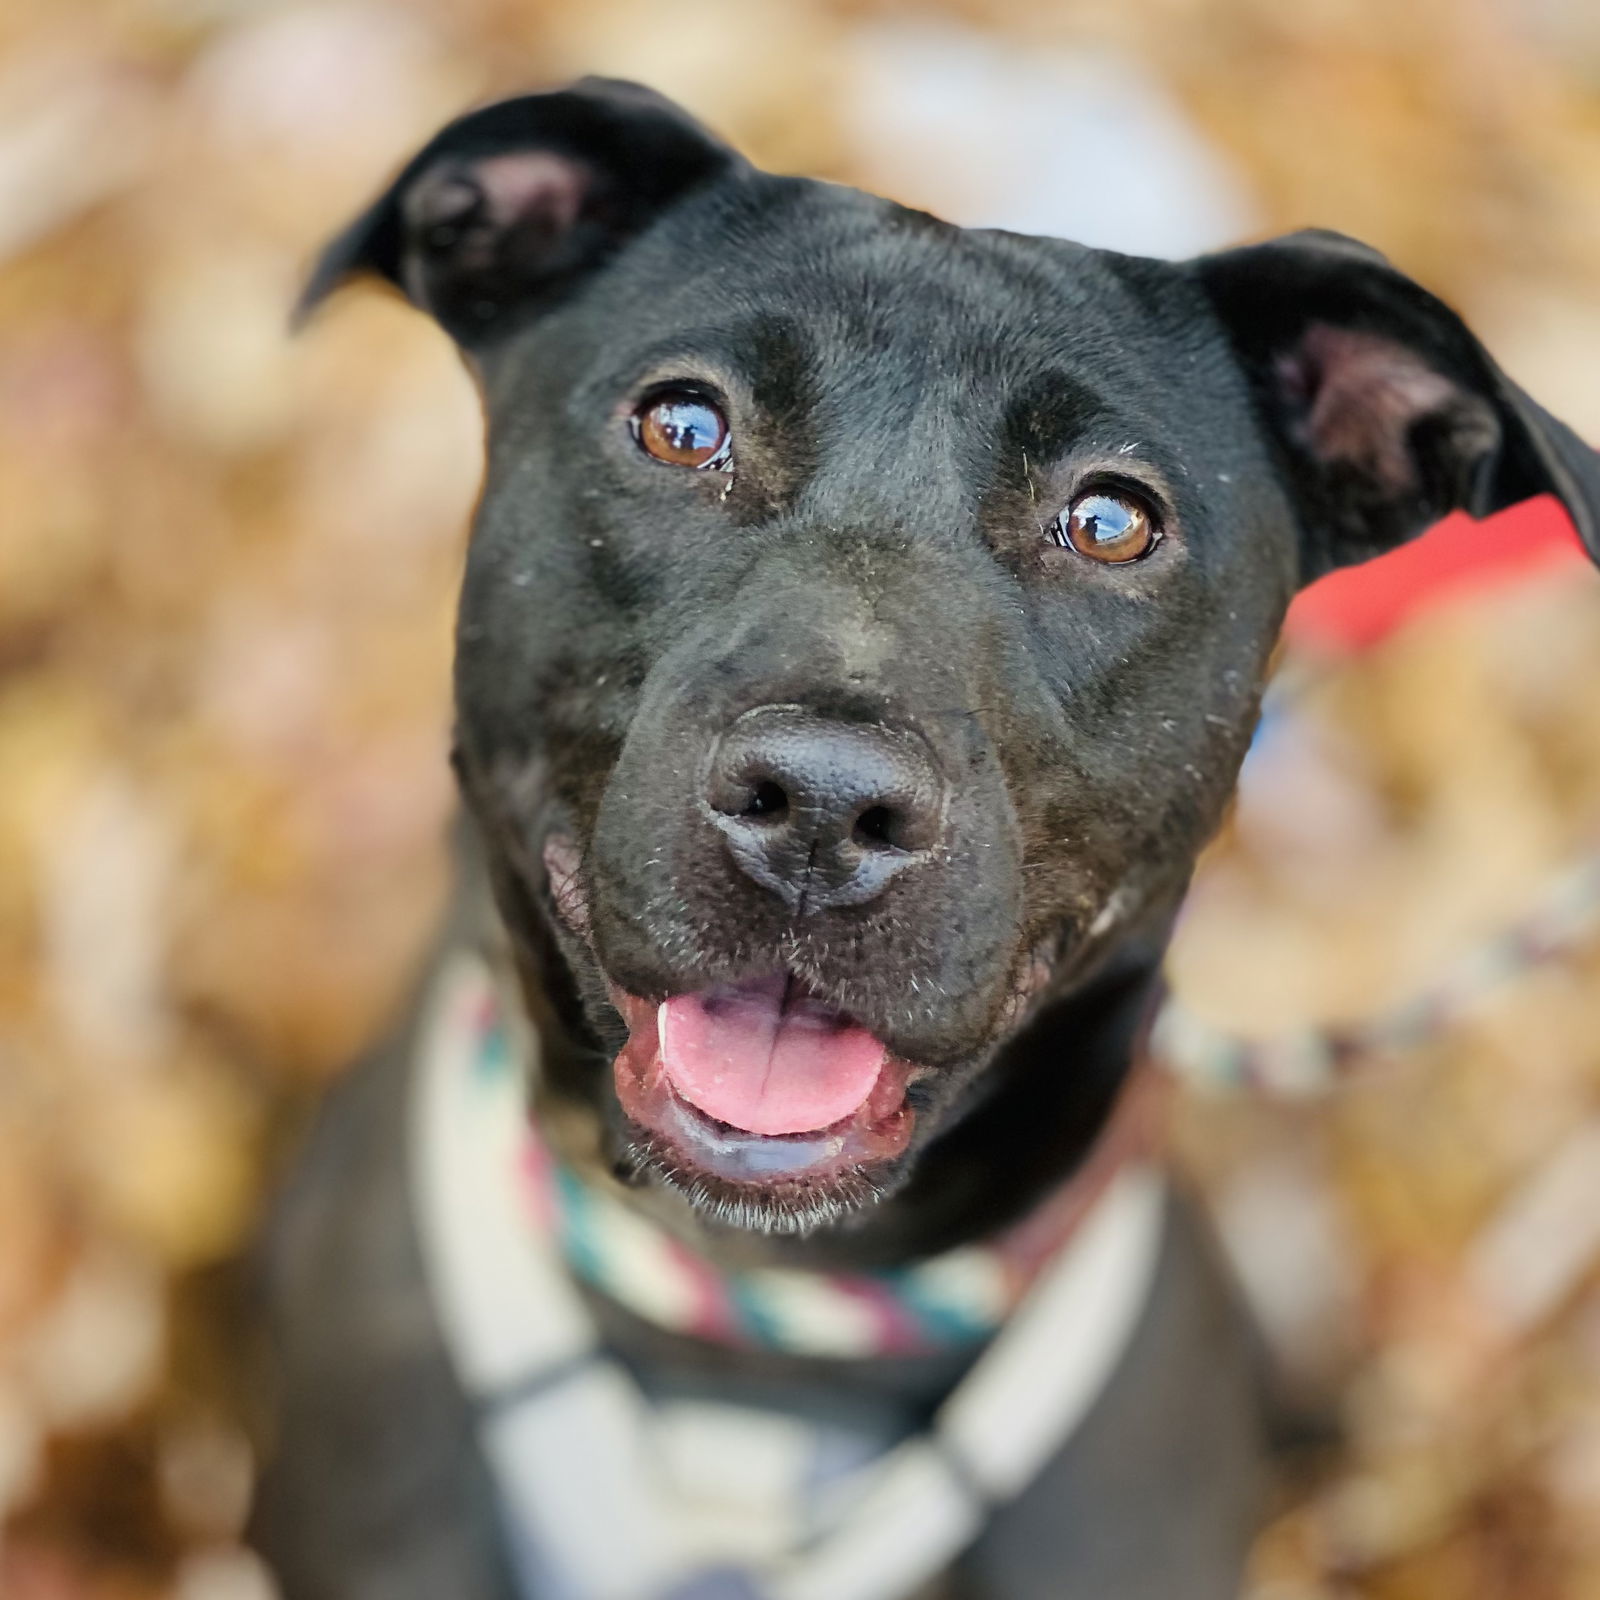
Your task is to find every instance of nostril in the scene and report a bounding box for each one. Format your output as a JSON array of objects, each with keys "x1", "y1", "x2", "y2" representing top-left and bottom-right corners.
[
  {"x1": 745, "y1": 780, "x2": 788, "y2": 819},
  {"x1": 853, "y1": 804, "x2": 899, "y2": 850}
]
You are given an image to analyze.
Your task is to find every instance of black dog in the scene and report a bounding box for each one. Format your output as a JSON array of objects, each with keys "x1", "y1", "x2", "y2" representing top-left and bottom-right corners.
[{"x1": 251, "y1": 78, "x2": 1600, "y2": 1600}]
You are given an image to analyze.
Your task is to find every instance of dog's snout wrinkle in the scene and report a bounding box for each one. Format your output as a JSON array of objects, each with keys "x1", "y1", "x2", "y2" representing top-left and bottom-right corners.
[{"x1": 706, "y1": 706, "x2": 945, "y2": 913}]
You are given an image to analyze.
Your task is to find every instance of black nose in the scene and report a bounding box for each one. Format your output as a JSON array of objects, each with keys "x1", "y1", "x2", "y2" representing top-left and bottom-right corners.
[{"x1": 705, "y1": 707, "x2": 945, "y2": 911}]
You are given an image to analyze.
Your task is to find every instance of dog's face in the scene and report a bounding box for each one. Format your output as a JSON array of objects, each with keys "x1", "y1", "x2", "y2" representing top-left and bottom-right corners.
[{"x1": 309, "y1": 80, "x2": 1600, "y2": 1234}]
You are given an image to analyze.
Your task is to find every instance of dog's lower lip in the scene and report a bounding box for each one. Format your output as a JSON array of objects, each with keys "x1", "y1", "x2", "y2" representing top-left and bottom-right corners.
[
  {"x1": 607, "y1": 982, "x2": 917, "y2": 1189},
  {"x1": 652, "y1": 1091, "x2": 911, "y2": 1183}
]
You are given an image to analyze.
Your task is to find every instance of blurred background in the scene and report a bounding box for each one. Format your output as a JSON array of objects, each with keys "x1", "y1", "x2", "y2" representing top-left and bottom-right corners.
[{"x1": 2, "y1": 1, "x2": 1600, "y2": 1596}]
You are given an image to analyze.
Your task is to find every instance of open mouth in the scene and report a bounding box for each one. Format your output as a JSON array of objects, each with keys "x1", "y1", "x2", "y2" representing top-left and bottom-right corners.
[
  {"x1": 608, "y1": 972, "x2": 918, "y2": 1204},
  {"x1": 541, "y1": 834, "x2": 926, "y2": 1227}
]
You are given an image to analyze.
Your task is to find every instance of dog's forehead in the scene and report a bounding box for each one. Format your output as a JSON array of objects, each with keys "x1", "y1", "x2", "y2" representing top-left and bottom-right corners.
[
  {"x1": 678, "y1": 180, "x2": 1121, "y2": 317},
  {"x1": 519, "y1": 174, "x2": 1198, "y2": 415}
]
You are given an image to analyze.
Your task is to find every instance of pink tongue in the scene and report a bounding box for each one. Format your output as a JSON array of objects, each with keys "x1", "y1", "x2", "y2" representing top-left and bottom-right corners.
[{"x1": 658, "y1": 978, "x2": 888, "y2": 1136}]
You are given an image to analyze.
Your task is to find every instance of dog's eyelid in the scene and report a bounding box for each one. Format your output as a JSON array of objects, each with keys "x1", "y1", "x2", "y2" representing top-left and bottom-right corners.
[
  {"x1": 617, "y1": 352, "x2": 744, "y2": 413},
  {"x1": 1074, "y1": 444, "x2": 1175, "y2": 495},
  {"x1": 1030, "y1": 438, "x2": 1178, "y2": 517},
  {"x1": 1074, "y1": 467, "x2": 1166, "y2": 503},
  {"x1": 1070, "y1": 471, "x2": 1173, "y2": 524},
  {"x1": 633, "y1": 374, "x2": 731, "y2": 408}
]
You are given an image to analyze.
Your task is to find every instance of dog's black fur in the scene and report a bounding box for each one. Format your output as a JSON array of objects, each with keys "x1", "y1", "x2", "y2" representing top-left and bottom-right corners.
[{"x1": 253, "y1": 78, "x2": 1600, "y2": 1597}]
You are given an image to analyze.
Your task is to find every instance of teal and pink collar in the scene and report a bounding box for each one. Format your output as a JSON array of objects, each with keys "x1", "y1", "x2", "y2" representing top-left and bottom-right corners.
[{"x1": 462, "y1": 965, "x2": 1161, "y2": 1361}]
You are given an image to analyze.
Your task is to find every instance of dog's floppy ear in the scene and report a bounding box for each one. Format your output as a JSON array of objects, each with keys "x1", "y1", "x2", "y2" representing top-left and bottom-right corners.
[
  {"x1": 296, "y1": 77, "x2": 744, "y2": 347},
  {"x1": 1192, "y1": 229, "x2": 1600, "y2": 582}
]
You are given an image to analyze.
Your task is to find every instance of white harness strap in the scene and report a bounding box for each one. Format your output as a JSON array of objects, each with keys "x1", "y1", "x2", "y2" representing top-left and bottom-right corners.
[{"x1": 412, "y1": 954, "x2": 1167, "y2": 1600}]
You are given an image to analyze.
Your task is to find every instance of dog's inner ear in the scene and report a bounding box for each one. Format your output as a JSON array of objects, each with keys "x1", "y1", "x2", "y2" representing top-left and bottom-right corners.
[
  {"x1": 1267, "y1": 320, "x2": 1506, "y2": 567},
  {"x1": 1194, "y1": 230, "x2": 1600, "y2": 581},
  {"x1": 298, "y1": 79, "x2": 741, "y2": 348},
  {"x1": 1280, "y1": 322, "x2": 1498, "y2": 501},
  {"x1": 398, "y1": 150, "x2": 606, "y2": 335}
]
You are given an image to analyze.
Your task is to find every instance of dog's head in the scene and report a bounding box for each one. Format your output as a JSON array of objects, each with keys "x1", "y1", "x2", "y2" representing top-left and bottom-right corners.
[{"x1": 306, "y1": 79, "x2": 1600, "y2": 1235}]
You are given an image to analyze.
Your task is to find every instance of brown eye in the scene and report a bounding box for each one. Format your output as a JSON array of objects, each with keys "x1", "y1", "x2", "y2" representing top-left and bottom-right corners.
[
  {"x1": 633, "y1": 391, "x2": 730, "y2": 469},
  {"x1": 1053, "y1": 491, "x2": 1159, "y2": 564}
]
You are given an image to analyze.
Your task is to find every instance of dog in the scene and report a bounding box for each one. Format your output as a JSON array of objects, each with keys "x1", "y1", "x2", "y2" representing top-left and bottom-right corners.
[{"x1": 249, "y1": 77, "x2": 1600, "y2": 1600}]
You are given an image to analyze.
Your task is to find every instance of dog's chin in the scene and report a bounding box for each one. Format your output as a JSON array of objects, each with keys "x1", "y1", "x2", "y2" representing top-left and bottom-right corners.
[{"x1": 605, "y1": 980, "x2": 921, "y2": 1236}]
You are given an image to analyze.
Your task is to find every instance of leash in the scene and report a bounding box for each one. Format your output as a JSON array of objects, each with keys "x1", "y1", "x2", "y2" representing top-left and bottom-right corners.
[
  {"x1": 410, "y1": 952, "x2": 1166, "y2": 1600},
  {"x1": 1152, "y1": 844, "x2": 1600, "y2": 1097}
]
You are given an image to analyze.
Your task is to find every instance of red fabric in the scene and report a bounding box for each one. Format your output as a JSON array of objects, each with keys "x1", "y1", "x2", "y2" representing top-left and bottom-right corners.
[{"x1": 1284, "y1": 495, "x2": 1587, "y2": 654}]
